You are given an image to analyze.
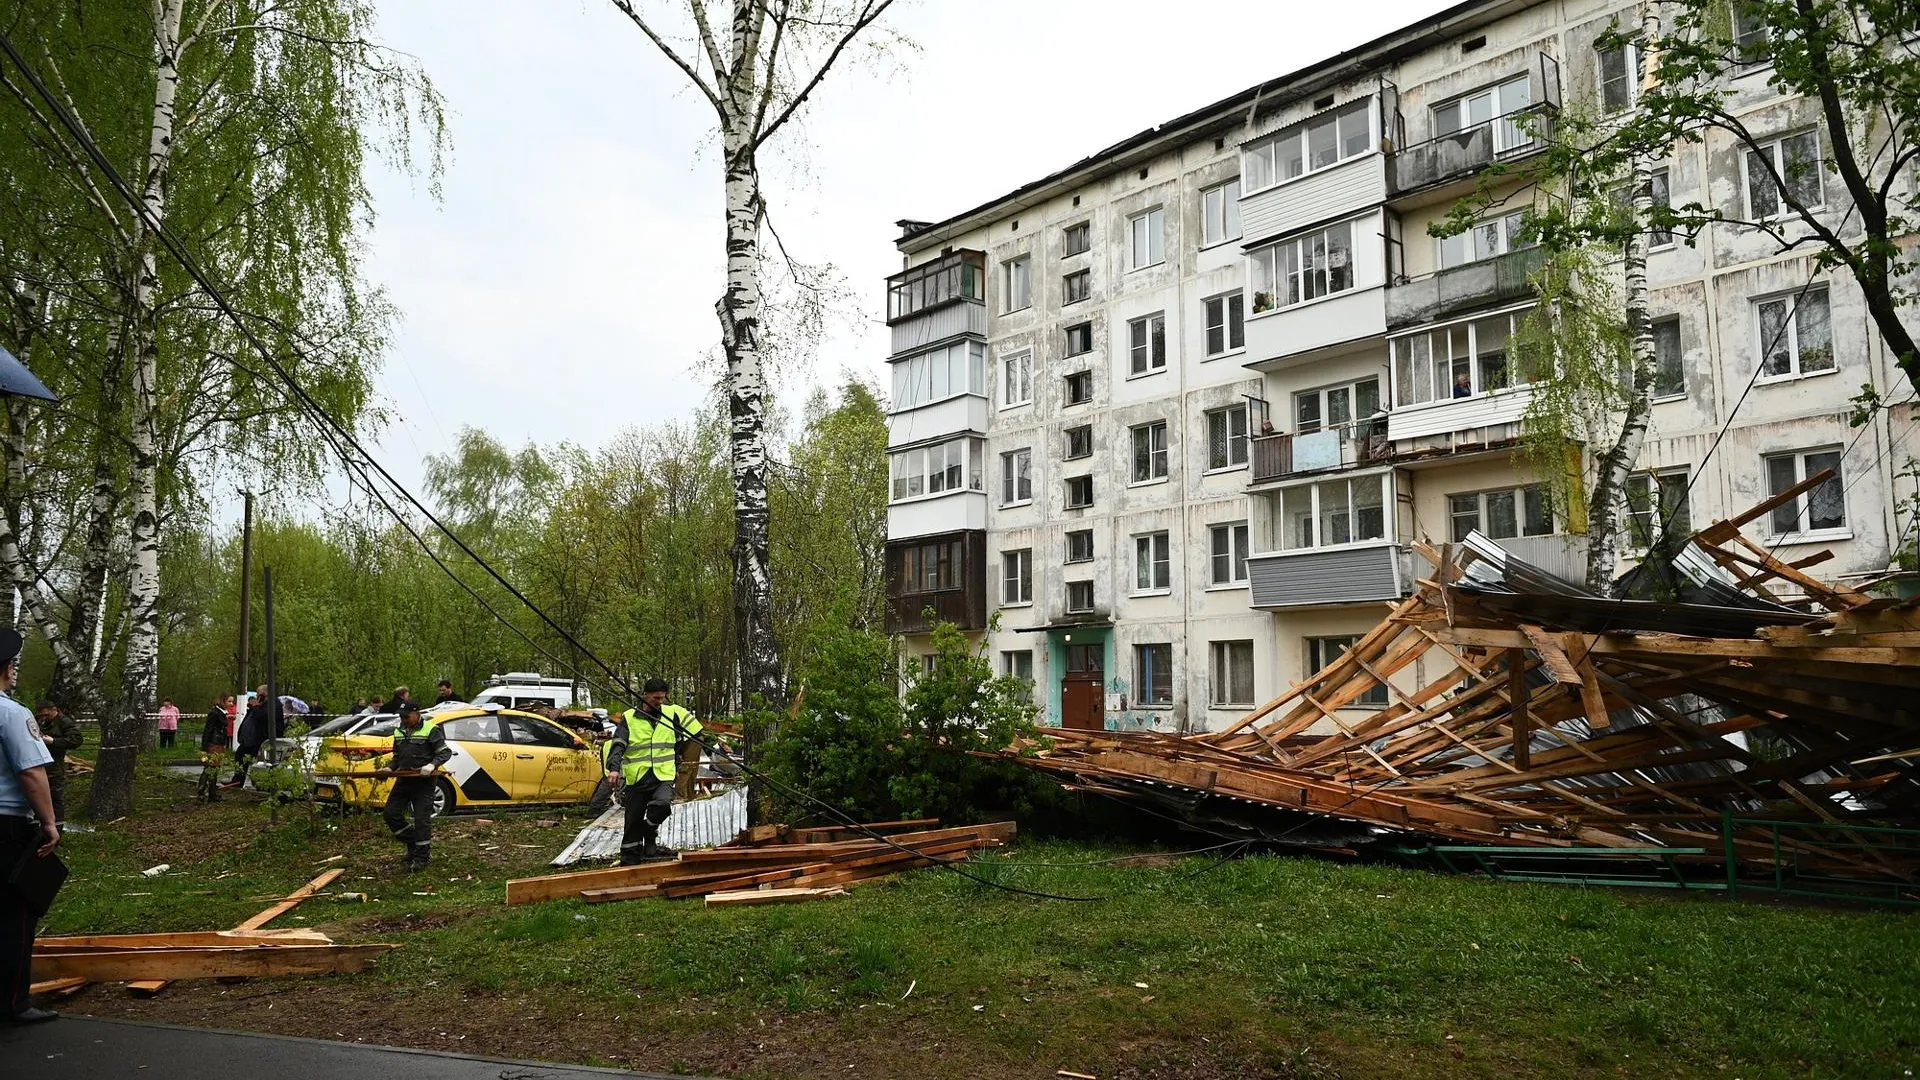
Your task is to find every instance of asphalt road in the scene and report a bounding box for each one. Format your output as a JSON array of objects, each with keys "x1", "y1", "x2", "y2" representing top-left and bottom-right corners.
[{"x1": 0, "y1": 1016, "x2": 704, "y2": 1079}]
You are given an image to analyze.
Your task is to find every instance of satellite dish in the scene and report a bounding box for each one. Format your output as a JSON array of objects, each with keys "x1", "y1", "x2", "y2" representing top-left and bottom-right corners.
[{"x1": 0, "y1": 344, "x2": 56, "y2": 403}]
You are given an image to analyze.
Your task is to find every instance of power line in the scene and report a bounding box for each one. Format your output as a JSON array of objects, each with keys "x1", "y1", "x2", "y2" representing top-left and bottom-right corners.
[{"x1": 0, "y1": 29, "x2": 1096, "y2": 902}]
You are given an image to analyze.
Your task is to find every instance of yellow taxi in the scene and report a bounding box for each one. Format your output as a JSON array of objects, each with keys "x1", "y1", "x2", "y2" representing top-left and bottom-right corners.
[{"x1": 312, "y1": 706, "x2": 601, "y2": 816}]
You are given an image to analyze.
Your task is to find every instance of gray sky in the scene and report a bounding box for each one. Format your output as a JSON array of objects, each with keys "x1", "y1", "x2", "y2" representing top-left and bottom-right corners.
[{"x1": 360, "y1": 0, "x2": 1449, "y2": 491}]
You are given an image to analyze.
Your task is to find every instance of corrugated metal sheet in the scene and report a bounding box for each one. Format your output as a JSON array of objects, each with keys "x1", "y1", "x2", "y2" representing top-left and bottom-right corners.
[
  {"x1": 1240, "y1": 163, "x2": 1385, "y2": 246},
  {"x1": 551, "y1": 785, "x2": 748, "y2": 866},
  {"x1": 890, "y1": 302, "x2": 986, "y2": 357},
  {"x1": 1249, "y1": 544, "x2": 1408, "y2": 608}
]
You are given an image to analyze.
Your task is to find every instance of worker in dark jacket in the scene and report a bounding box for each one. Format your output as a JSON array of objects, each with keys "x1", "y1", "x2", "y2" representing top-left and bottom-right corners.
[
  {"x1": 224, "y1": 687, "x2": 280, "y2": 788},
  {"x1": 32, "y1": 702, "x2": 82, "y2": 825},
  {"x1": 197, "y1": 695, "x2": 232, "y2": 802},
  {"x1": 380, "y1": 686, "x2": 413, "y2": 715},
  {"x1": 381, "y1": 701, "x2": 452, "y2": 872}
]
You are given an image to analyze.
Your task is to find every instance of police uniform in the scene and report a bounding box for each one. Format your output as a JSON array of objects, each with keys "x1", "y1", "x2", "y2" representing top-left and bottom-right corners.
[
  {"x1": 605, "y1": 703, "x2": 702, "y2": 865},
  {"x1": 381, "y1": 711, "x2": 452, "y2": 872},
  {"x1": 0, "y1": 630, "x2": 56, "y2": 1022}
]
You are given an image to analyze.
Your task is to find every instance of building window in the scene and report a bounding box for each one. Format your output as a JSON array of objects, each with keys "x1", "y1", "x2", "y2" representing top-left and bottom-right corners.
[
  {"x1": 1210, "y1": 640, "x2": 1255, "y2": 707},
  {"x1": 1065, "y1": 529, "x2": 1094, "y2": 563},
  {"x1": 886, "y1": 251, "x2": 984, "y2": 321},
  {"x1": 1134, "y1": 531, "x2": 1171, "y2": 592},
  {"x1": 1598, "y1": 41, "x2": 1636, "y2": 113},
  {"x1": 1202, "y1": 179, "x2": 1242, "y2": 246},
  {"x1": 1448, "y1": 484, "x2": 1553, "y2": 542},
  {"x1": 1003, "y1": 650, "x2": 1034, "y2": 684},
  {"x1": 1626, "y1": 468, "x2": 1691, "y2": 549},
  {"x1": 1000, "y1": 448, "x2": 1032, "y2": 506},
  {"x1": 1757, "y1": 287, "x2": 1833, "y2": 379},
  {"x1": 1652, "y1": 318, "x2": 1684, "y2": 399},
  {"x1": 1131, "y1": 421, "x2": 1169, "y2": 483},
  {"x1": 1649, "y1": 168, "x2": 1674, "y2": 248},
  {"x1": 1279, "y1": 474, "x2": 1389, "y2": 550},
  {"x1": 1066, "y1": 580, "x2": 1095, "y2": 613},
  {"x1": 1065, "y1": 425, "x2": 1093, "y2": 459},
  {"x1": 1307, "y1": 636, "x2": 1388, "y2": 705},
  {"x1": 1065, "y1": 370, "x2": 1093, "y2": 405},
  {"x1": 1134, "y1": 643, "x2": 1173, "y2": 706},
  {"x1": 1065, "y1": 474, "x2": 1094, "y2": 509},
  {"x1": 898, "y1": 538, "x2": 964, "y2": 594},
  {"x1": 1128, "y1": 312, "x2": 1167, "y2": 375},
  {"x1": 1206, "y1": 404, "x2": 1249, "y2": 470},
  {"x1": 1732, "y1": 7, "x2": 1770, "y2": 61},
  {"x1": 1766, "y1": 448, "x2": 1845, "y2": 536},
  {"x1": 889, "y1": 437, "x2": 985, "y2": 502},
  {"x1": 1243, "y1": 98, "x2": 1371, "y2": 191},
  {"x1": 1209, "y1": 522, "x2": 1250, "y2": 585},
  {"x1": 1064, "y1": 269, "x2": 1090, "y2": 305},
  {"x1": 1249, "y1": 220, "x2": 1354, "y2": 314},
  {"x1": 1203, "y1": 292, "x2": 1245, "y2": 356},
  {"x1": 1432, "y1": 75, "x2": 1533, "y2": 154},
  {"x1": 1390, "y1": 307, "x2": 1531, "y2": 405},
  {"x1": 1002, "y1": 548, "x2": 1032, "y2": 605},
  {"x1": 1065, "y1": 322, "x2": 1093, "y2": 356},
  {"x1": 891, "y1": 340, "x2": 987, "y2": 410},
  {"x1": 1063, "y1": 221, "x2": 1091, "y2": 256},
  {"x1": 1002, "y1": 351, "x2": 1033, "y2": 408},
  {"x1": 1294, "y1": 377, "x2": 1380, "y2": 434},
  {"x1": 1437, "y1": 210, "x2": 1530, "y2": 270},
  {"x1": 1129, "y1": 207, "x2": 1165, "y2": 270},
  {"x1": 1746, "y1": 132, "x2": 1823, "y2": 219},
  {"x1": 1003, "y1": 255, "x2": 1031, "y2": 313}
]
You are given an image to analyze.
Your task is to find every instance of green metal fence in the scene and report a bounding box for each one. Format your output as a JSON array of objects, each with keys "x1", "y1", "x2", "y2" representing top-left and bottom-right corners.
[{"x1": 1721, "y1": 811, "x2": 1920, "y2": 909}]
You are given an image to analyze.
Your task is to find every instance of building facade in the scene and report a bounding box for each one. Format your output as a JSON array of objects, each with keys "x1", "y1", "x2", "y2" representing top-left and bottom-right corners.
[{"x1": 882, "y1": 0, "x2": 1920, "y2": 734}]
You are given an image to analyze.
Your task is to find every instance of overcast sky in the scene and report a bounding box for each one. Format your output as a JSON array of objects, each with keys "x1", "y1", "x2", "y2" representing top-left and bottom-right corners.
[{"x1": 359, "y1": 0, "x2": 1449, "y2": 493}]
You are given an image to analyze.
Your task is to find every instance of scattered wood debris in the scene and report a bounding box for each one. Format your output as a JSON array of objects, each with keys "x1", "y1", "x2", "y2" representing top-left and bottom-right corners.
[{"x1": 507, "y1": 821, "x2": 1014, "y2": 906}]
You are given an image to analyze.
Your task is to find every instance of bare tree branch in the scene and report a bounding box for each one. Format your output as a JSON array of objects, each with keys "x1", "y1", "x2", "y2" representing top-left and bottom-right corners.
[
  {"x1": 750, "y1": 0, "x2": 894, "y2": 152},
  {"x1": 610, "y1": 0, "x2": 727, "y2": 120}
]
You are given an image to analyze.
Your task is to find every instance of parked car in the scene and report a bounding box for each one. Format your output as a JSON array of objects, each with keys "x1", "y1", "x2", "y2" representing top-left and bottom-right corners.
[
  {"x1": 266, "y1": 711, "x2": 391, "y2": 770},
  {"x1": 312, "y1": 706, "x2": 600, "y2": 816},
  {"x1": 469, "y1": 671, "x2": 591, "y2": 712}
]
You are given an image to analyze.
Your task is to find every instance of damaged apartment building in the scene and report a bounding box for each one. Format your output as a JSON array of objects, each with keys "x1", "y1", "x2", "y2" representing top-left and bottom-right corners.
[{"x1": 880, "y1": 0, "x2": 1920, "y2": 733}]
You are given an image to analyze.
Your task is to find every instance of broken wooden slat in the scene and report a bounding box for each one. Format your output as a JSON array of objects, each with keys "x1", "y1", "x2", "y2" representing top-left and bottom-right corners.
[
  {"x1": 35, "y1": 944, "x2": 397, "y2": 982},
  {"x1": 704, "y1": 887, "x2": 847, "y2": 907},
  {"x1": 125, "y1": 866, "x2": 347, "y2": 996}
]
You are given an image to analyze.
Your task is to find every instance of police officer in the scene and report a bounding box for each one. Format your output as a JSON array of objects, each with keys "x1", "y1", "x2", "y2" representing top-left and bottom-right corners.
[
  {"x1": 603, "y1": 678, "x2": 703, "y2": 865},
  {"x1": 0, "y1": 629, "x2": 60, "y2": 1024},
  {"x1": 381, "y1": 702, "x2": 451, "y2": 872}
]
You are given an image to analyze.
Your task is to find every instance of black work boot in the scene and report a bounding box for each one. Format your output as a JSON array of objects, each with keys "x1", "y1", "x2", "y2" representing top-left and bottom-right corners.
[{"x1": 405, "y1": 842, "x2": 430, "y2": 873}]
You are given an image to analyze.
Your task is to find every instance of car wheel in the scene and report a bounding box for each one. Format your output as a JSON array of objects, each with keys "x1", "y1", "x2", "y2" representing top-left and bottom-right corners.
[{"x1": 431, "y1": 777, "x2": 457, "y2": 818}]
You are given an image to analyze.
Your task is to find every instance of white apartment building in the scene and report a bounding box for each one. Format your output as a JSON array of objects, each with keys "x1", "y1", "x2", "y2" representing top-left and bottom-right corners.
[{"x1": 882, "y1": 0, "x2": 1920, "y2": 734}]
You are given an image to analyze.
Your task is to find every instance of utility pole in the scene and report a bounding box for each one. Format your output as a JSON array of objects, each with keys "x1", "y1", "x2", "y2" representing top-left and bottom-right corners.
[
  {"x1": 237, "y1": 490, "x2": 253, "y2": 693},
  {"x1": 263, "y1": 565, "x2": 278, "y2": 823}
]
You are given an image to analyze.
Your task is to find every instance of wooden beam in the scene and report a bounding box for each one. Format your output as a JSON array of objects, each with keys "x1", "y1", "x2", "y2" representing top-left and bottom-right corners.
[
  {"x1": 1699, "y1": 467, "x2": 1834, "y2": 538},
  {"x1": 1519, "y1": 624, "x2": 1582, "y2": 684},
  {"x1": 40, "y1": 929, "x2": 331, "y2": 952},
  {"x1": 124, "y1": 867, "x2": 347, "y2": 997},
  {"x1": 704, "y1": 887, "x2": 846, "y2": 907},
  {"x1": 35, "y1": 944, "x2": 396, "y2": 983},
  {"x1": 1507, "y1": 648, "x2": 1530, "y2": 771}
]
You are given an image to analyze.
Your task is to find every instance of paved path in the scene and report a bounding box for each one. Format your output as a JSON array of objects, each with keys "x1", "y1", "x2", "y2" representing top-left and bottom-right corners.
[{"x1": 0, "y1": 1016, "x2": 702, "y2": 1079}]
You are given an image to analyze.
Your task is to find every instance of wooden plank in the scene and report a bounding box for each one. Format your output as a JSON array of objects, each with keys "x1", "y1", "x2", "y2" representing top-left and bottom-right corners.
[
  {"x1": 1519, "y1": 624, "x2": 1582, "y2": 684},
  {"x1": 29, "y1": 977, "x2": 88, "y2": 996},
  {"x1": 126, "y1": 867, "x2": 346, "y2": 996},
  {"x1": 507, "y1": 856, "x2": 774, "y2": 905},
  {"x1": 1507, "y1": 648, "x2": 1530, "y2": 771},
  {"x1": 704, "y1": 887, "x2": 846, "y2": 907},
  {"x1": 36, "y1": 944, "x2": 397, "y2": 982},
  {"x1": 1699, "y1": 467, "x2": 1834, "y2": 538},
  {"x1": 40, "y1": 929, "x2": 331, "y2": 952}
]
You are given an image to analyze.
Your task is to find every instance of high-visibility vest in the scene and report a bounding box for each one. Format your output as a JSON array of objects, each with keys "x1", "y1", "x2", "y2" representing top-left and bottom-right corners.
[{"x1": 618, "y1": 705, "x2": 701, "y2": 785}]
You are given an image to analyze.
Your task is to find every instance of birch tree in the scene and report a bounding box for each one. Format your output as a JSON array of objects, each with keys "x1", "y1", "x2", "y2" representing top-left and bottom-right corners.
[{"x1": 605, "y1": 0, "x2": 902, "y2": 794}]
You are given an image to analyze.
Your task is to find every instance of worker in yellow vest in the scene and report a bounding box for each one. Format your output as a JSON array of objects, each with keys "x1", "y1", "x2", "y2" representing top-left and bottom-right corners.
[{"x1": 603, "y1": 677, "x2": 703, "y2": 864}]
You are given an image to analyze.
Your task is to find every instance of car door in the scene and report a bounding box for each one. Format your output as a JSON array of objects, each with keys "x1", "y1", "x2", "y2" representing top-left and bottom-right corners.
[
  {"x1": 502, "y1": 713, "x2": 597, "y2": 803},
  {"x1": 434, "y1": 714, "x2": 514, "y2": 805}
]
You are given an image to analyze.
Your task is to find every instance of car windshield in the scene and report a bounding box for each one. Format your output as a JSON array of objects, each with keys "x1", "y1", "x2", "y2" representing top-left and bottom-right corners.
[
  {"x1": 356, "y1": 717, "x2": 400, "y2": 738},
  {"x1": 305, "y1": 715, "x2": 363, "y2": 738}
]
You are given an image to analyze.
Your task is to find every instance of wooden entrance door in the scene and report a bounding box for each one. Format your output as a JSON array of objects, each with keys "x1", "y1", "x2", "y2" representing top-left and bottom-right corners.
[{"x1": 1061, "y1": 643, "x2": 1104, "y2": 731}]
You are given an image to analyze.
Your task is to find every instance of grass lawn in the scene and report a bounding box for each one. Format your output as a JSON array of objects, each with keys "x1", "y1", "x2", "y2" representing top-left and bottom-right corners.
[{"x1": 41, "y1": 754, "x2": 1920, "y2": 1079}]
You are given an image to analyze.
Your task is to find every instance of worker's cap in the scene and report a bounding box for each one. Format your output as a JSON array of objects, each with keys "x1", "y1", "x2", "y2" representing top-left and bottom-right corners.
[
  {"x1": 0, "y1": 628, "x2": 21, "y2": 665},
  {"x1": 398, "y1": 701, "x2": 422, "y2": 717}
]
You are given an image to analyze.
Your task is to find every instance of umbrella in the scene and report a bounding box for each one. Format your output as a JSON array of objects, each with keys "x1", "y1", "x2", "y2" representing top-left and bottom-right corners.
[
  {"x1": 279, "y1": 695, "x2": 309, "y2": 714},
  {"x1": 0, "y1": 344, "x2": 56, "y2": 403}
]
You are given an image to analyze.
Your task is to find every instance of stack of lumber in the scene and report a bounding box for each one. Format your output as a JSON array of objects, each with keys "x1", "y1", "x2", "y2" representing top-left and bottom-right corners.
[
  {"x1": 31, "y1": 867, "x2": 396, "y2": 997},
  {"x1": 999, "y1": 473, "x2": 1920, "y2": 881},
  {"x1": 507, "y1": 821, "x2": 1014, "y2": 907}
]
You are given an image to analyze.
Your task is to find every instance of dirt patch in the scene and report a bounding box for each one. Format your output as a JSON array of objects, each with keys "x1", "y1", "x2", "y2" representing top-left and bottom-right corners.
[{"x1": 348, "y1": 909, "x2": 472, "y2": 935}]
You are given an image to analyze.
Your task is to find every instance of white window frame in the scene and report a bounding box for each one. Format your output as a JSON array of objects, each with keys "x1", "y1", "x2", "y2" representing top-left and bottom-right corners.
[
  {"x1": 1001, "y1": 548, "x2": 1033, "y2": 606},
  {"x1": 1430, "y1": 75, "x2": 1534, "y2": 155},
  {"x1": 1241, "y1": 98, "x2": 1372, "y2": 193},
  {"x1": 1206, "y1": 404, "x2": 1249, "y2": 471},
  {"x1": 1276, "y1": 472, "x2": 1392, "y2": 551},
  {"x1": 1002, "y1": 254, "x2": 1031, "y2": 314},
  {"x1": 1293, "y1": 376, "x2": 1381, "y2": 435},
  {"x1": 1001, "y1": 351, "x2": 1033, "y2": 409},
  {"x1": 1436, "y1": 211, "x2": 1530, "y2": 271},
  {"x1": 1128, "y1": 207, "x2": 1165, "y2": 271},
  {"x1": 1209, "y1": 640, "x2": 1255, "y2": 707},
  {"x1": 1065, "y1": 475, "x2": 1094, "y2": 509},
  {"x1": 1389, "y1": 303, "x2": 1533, "y2": 407},
  {"x1": 1208, "y1": 522, "x2": 1250, "y2": 586},
  {"x1": 1002, "y1": 650, "x2": 1034, "y2": 684},
  {"x1": 1731, "y1": 8, "x2": 1771, "y2": 62},
  {"x1": 1649, "y1": 168, "x2": 1674, "y2": 249},
  {"x1": 1765, "y1": 447, "x2": 1847, "y2": 539},
  {"x1": 1062, "y1": 221, "x2": 1091, "y2": 257},
  {"x1": 1248, "y1": 219, "x2": 1356, "y2": 315},
  {"x1": 1744, "y1": 131, "x2": 1825, "y2": 220},
  {"x1": 1128, "y1": 312, "x2": 1168, "y2": 376},
  {"x1": 1201, "y1": 179, "x2": 1243, "y2": 247},
  {"x1": 1203, "y1": 292, "x2": 1245, "y2": 357},
  {"x1": 1130, "y1": 421, "x2": 1169, "y2": 484},
  {"x1": 1651, "y1": 317, "x2": 1685, "y2": 401},
  {"x1": 1065, "y1": 528, "x2": 1094, "y2": 564},
  {"x1": 1063, "y1": 268, "x2": 1090, "y2": 305},
  {"x1": 889, "y1": 340, "x2": 987, "y2": 411},
  {"x1": 1625, "y1": 467, "x2": 1691, "y2": 551},
  {"x1": 1597, "y1": 40, "x2": 1637, "y2": 114},
  {"x1": 1133, "y1": 531, "x2": 1171, "y2": 593},
  {"x1": 888, "y1": 437, "x2": 986, "y2": 503},
  {"x1": 1755, "y1": 286, "x2": 1835, "y2": 382},
  {"x1": 1000, "y1": 448, "x2": 1032, "y2": 507},
  {"x1": 1134, "y1": 642, "x2": 1174, "y2": 706},
  {"x1": 1446, "y1": 484, "x2": 1555, "y2": 542}
]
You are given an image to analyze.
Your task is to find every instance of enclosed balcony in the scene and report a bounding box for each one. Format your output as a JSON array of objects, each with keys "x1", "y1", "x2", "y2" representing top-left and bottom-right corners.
[
  {"x1": 886, "y1": 250, "x2": 985, "y2": 327},
  {"x1": 1247, "y1": 544, "x2": 1413, "y2": 609},
  {"x1": 885, "y1": 530, "x2": 988, "y2": 635},
  {"x1": 1246, "y1": 469, "x2": 1411, "y2": 608},
  {"x1": 1385, "y1": 246, "x2": 1546, "y2": 330}
]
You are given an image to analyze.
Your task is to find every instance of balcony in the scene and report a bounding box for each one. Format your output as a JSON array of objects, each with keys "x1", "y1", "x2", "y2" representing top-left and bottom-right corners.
[
  {"x1": 1385, "y1": 247, "x2": 1546, "y2": 330},
  {"x1": 885, "y1": 531, "x2": 987, "y2": 635},
  {"x1": 1250, "y1": 421, "x2": 1387, "y2": 485},
  {"x1": 1387, "y1": 108, "x2": 1553, "y2": 204},
  {"x1": 1248, "y1": 544, "x2": 1412, "y2": 609},
  {"x1": 1384, "y1": 386, "x2": 1533, "y2": 442},
  {"x1": 886, "y1": 250, "x2": 985, "y2": 326}
]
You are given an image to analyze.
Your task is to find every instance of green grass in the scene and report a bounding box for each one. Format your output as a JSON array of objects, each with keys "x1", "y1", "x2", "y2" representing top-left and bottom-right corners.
[{"x1": 45, "y1": 758, "x2": 1920, "y2": 1079}]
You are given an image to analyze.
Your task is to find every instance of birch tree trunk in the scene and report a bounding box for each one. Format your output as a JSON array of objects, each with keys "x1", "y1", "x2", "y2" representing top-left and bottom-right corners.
[{"x1": 88, "y1": 0, "x2": 183, "y2": 822}]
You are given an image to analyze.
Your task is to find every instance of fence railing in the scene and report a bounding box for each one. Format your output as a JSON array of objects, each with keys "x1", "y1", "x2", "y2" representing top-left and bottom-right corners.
[{"x1": 1722, "y1": 812, "x2": 1920, "y2": 908}]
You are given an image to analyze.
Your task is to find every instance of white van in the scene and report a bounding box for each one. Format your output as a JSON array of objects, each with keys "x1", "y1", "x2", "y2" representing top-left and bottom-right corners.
[{"x1": 469, "y1": 672, "x2": 592, "y2": 712}]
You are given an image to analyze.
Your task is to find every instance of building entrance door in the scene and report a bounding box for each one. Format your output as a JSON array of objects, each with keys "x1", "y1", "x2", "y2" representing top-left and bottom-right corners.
[{"x1": 1061, "y1": 642, "x2": 1104, "y2": 732}]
